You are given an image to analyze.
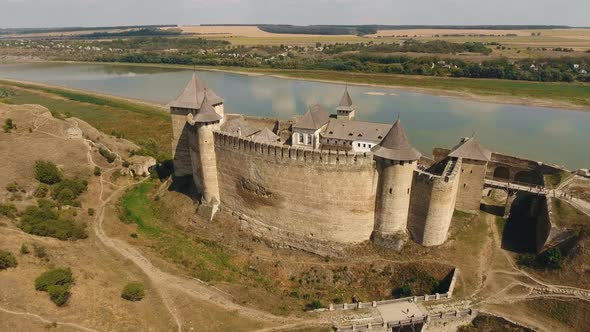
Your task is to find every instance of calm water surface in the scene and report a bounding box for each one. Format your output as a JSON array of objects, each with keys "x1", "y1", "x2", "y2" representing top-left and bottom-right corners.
[{"x1": 1, "y1": 62, "x2": 588, "y2": 169}]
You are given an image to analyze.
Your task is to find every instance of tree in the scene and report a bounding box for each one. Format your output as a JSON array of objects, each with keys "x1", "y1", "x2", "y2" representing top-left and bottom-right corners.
[{"x1": 34, "y1": 160, "x2": 63, "y2": 185}]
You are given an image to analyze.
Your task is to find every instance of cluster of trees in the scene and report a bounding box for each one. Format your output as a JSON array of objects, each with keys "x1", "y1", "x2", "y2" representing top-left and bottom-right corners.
[
  {"x1": 325, "y1": 40, "x2": 492, "y2": 55},
  {"x1": 34, "y1": 160, "x2": 88, "y2": 206},
  {"x1": 93, "y1": 45, "x2": 589, "y2": 83},
  {"x1": 35, "y1": 268, "x2": 74, "y2": 306},
  {"x1": 79, "y1": 28, "x2": 182, "y2": 39},
  {"x1": 100, "y1": 37, "x2": 229, "y2": 52},
  {"x1": 19, "y1": 199, "x2": 88, "y2": 240},
  {"x1": 258, "y1": 25, "x2": 377, "y2": 36},
  {"x1": 518, "y1": 247, "x2": 563, "y2": 269}
]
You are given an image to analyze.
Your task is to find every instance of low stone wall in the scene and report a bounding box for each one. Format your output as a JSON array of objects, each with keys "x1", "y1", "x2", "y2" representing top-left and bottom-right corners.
[
  {"x1": 334, "y1": 309, "x2": 476, "y2": 331},
  {"x1": 214, "y1": 132, "x2": 378, "y2": 247}
]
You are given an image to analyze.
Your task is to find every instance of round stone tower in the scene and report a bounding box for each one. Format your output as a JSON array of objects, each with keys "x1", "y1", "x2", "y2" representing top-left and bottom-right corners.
[
  {"x1": 371, "y1": 118, "x2": 421, "y2": 248},
  {"x1": 186, "y1": 92, "x2": 223, "y2": 220},
  {"x1": 168, "y1": 73, "x2": 224, "y2": 177}
]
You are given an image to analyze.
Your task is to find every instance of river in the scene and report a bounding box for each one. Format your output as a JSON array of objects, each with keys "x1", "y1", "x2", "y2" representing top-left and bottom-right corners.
[{"x1": 0, "y1": 62, "x2": 588, "y2": 169}]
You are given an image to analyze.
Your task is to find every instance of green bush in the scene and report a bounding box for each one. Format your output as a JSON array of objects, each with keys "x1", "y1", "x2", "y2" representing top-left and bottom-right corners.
[
  {"x1": 0, "y1": 203, "x2": 17, "y2": 218},
  {"x1": 33, "y1": 244, "x2": 47, "y2": 259},
  {"x1": 35, "y1": 160, "x2": 63, "y2": 185},
  {"x1": 19, "y1": 203, "x2": 87, "y2": 240},
  {"x1": 47, "y1": 284, "x2": 70, "y2": 306},
  {"x1": 305, "y1": 300, "x2": 324, "y2": 310},
  {"x1": 35, "y1": 268, "x2": 73, "y2": 306},
  {"x1": 542, "y1": 248, "x2": 563, "y2": 269},
  {"x1": 99, "y1": 147, "x2": 117, "y2": 163},
  {"x1": 3, "y1": 118, "x2": 14, "y2": 133},
  {"x1": 35, "y1": 268, "x2": 73, "y2": 291},
  {"x1": 0, "y1": 249, "x2": 17, "y2": 269},
  {"x1": 5, "y1": 182, "x2": 18, "y2": 192},
  {"x1": 121, "y1": 281, "x2": 145, "y2": 301},
  {"x1": 94, "y1": 166, "x2": 102, "y2": 176},
  {"x1": 34, "y1": 184, "x2": 50, "y2": 198},
  {"x1": 20, "y1": 244, "x2": 30, "y2": 255},
  {"x1": 87, "y1": 208, "x2": 95, "y2": 216}
]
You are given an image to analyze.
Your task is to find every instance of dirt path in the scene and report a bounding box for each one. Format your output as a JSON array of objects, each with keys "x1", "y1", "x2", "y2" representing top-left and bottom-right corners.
[
  {"x1": 89, "y1": 153, "x2": 296, "y2": 330},
  {"x1": 473, "y1": 215, "x2": 590, "y2": 328},
  {"x1": 0, "y1": 305, "x2": 98, "y2": 332}
]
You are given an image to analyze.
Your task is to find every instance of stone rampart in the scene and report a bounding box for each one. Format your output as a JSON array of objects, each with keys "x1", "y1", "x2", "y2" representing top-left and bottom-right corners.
[
  {"x1": 213, "y1": 132, "x2": 378, "y2": 247},
  {"x1": 408, "y1": 159, "x2": 462, "y2": 246}
]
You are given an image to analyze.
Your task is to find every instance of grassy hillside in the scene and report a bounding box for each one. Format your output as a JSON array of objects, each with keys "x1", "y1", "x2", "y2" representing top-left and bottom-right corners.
[{"x1": 0, "y1": 81, "x2": 172, "y2": 160}]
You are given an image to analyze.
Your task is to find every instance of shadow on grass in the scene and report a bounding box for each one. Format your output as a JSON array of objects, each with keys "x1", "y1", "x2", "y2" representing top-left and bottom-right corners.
[
  {"x1": 501, "y1": 195, "x2": 539, "y2": 254},
  {"x1": 480, "y1": 203, "x2": 505, "y2": 217}
]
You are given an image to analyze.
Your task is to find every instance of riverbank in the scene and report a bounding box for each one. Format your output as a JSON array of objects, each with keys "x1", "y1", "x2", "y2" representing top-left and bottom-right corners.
[
  {"x1": 0, "y1": 78, "x2": 172, "y2": 160},
  {"x1": 38, "y1": 60, "x2": 590, "y2": 112}
]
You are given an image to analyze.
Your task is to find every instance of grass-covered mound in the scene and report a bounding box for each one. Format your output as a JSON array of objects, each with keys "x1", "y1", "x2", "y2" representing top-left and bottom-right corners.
[{"x1": 35, "y1": 267, "x2": 74, "y2": 306}]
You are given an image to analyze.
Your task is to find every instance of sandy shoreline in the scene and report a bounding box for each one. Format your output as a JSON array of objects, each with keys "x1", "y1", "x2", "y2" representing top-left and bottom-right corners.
[{"x1": 1, "y1": 59, "x2": 589, "y2": 112}]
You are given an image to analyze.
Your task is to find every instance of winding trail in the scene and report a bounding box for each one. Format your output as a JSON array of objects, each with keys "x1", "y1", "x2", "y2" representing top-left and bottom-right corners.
[
  {"x1": 86, "y1": 135, "x2": 298, "y2": 330},
  {"x1": 0, "y1": 305, "x2": 98, "y2": 332}
]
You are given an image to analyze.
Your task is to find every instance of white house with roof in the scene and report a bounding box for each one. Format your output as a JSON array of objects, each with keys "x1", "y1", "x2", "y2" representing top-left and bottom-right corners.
[
  {"x1": 321, "y1": 119, "x2": 391, "y2": 152},
  {"x1": 291, "y1": 105, "x2": 331, "y2": 149}
]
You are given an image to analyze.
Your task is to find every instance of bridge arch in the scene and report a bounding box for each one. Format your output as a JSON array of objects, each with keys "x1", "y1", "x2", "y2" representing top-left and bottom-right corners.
[
  {"x1": 514, "y1": 170, "x2": 543, "y2": 185},
  {"x1": 493, "y1": 166, "x2": 510, "y2": 180}
]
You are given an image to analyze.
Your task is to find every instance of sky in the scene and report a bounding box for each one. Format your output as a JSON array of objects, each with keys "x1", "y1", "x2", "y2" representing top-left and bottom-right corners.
[{"x1": 1, "y1": 0, "x2": 589, "y2": 28}]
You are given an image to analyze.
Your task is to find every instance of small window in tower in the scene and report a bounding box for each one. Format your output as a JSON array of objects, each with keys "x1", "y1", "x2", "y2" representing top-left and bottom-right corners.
[
  {"x1": 470, "y1": 170, "x2": 473, "y2": 174},
  {"x1": 358, "y1": 143, "x2": 361, "y2": 147},
  {"x1": 329, "y1": 131, "x2": 333, "y2": 134},
  {"x1": 463, "y1": 184, "x2": 467, "y2": 187},
  {"x1": 389, "y1": 188, "x2": 393, "y2": 194},
  {"x1": 298, "y1": 134, "x2": 304, "y2": 144},
  {"x1": 378, "y1": 136, "x2": 383, "y2": 139},
  {"x1": 363, "y1": 144, "x2": 366, "y2": 148},
  {"x1": 400, "y1": 161, "x2": 405, "y2": 166},
  {"x1": 407, "y1": 188, "x2": 410, "y2": 194}
]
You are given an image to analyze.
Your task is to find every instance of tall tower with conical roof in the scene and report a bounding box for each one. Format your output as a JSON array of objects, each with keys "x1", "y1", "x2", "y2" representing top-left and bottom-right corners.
[
  {"x1": 168, "y1": 73, "x2": 224, "y2": 177},
  {"x1": 186, "y1": 92, "x2": 223, "y2": 220},
  {"x1": 336, "y1": 87, "x2": 355, "y2": 120},
  {"x1": 371, "y1": 118, "x2": 421, "y2": 245}
]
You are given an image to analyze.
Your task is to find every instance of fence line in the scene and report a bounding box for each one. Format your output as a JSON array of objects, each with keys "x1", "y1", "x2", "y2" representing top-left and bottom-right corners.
[{"x1": 334, "y1": 309, "x2": 476, "y2": 332}]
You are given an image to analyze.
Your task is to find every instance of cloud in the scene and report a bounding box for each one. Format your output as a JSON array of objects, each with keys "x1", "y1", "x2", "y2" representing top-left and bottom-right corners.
[{"x1": 2, "y1": 0, "x2": 589, "y2": 28}]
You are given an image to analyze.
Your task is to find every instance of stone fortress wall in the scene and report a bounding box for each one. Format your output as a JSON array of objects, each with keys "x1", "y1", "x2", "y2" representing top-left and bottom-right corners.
[
  {"x1": 170, "y1": 75, "x2": 571, "y2": 254},
  {"x1": 213, "y1": 132, "x2": 378, "y2": 246},
  {"x1": 408, "y1": 159, "x2": 462, "y2": 246}
]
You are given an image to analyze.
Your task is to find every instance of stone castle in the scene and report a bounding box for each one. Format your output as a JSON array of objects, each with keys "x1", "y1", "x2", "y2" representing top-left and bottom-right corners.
[{"x1": 169, "y1": 74, "x2": 498, "y2": 252}]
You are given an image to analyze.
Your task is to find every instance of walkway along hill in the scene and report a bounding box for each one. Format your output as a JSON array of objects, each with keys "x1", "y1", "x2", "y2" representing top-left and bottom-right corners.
[{"x1": 169, "y1": 73, "x2": 570, "y2": 255}]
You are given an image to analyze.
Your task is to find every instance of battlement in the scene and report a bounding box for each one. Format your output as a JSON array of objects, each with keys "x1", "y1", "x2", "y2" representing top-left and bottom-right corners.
[
  {"x1": 214, "y1": 131, "x2": 375, "y2": 167},
  {"x1": 415, "y1": 158, "x2": 461, "y2": 184}
]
